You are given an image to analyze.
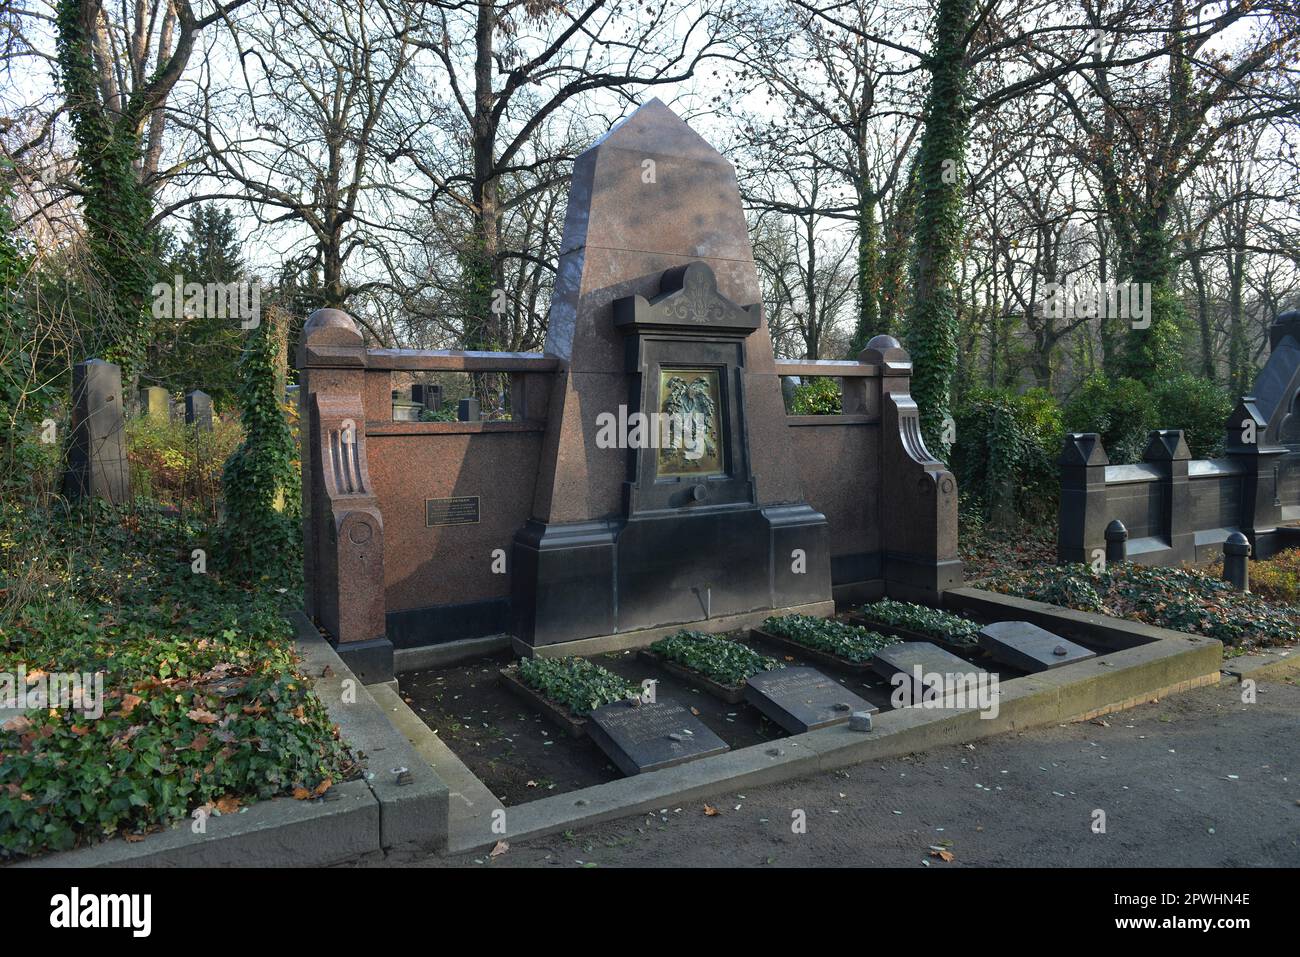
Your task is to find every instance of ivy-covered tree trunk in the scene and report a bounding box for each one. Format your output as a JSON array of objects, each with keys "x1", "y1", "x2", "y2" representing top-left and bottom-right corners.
[
  {"x1": 1119, "y1": 212, "x2": 1183, "y2": 385},
  {"x1": 906, "y1": 0, "x2": 974, "y2": 454},
  {"x1": 56, "y1": 0, "x2": 156, "y2": 384},
  {"x1": 850, "y1": 189, "x2": 881, "y2": 356},
  {"x1": 220, "y1": 315, "x2": 300, "y2": 586},
  {"x1": 879, "y1": 160, "x2": 917, "y2": 339}
]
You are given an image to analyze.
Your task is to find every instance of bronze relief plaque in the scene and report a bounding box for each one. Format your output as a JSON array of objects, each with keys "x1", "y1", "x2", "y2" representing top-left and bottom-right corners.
[{"x1": 656, "y1": 368, "x2": 723, "y2": 477}]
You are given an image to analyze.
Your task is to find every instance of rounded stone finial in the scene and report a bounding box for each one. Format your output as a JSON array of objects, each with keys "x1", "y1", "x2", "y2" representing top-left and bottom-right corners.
[
  {"x1": 858, "y1": 334, "x2": 909, "y2": 366},
  {"x1": 303, "y1": 307, "x2": 362, "y2": 344},
  {"x1": 1105, "y1": 519, "x2": 1128, "y2": 541}
]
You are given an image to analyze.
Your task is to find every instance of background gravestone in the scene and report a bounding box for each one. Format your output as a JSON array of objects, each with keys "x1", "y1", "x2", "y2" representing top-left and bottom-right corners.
[
  {"x1": 185, "y1": 390, "x2": 213, "y2": 430},
  {"x1": 139, "y1": 386, "x2": 170, "y2": 422},
  {"x1": 411, "y1": 383, "x2": 442, "y2": 412},
  {"x1": 64, "y1": 359, "x2": 131, "y2": 504}
]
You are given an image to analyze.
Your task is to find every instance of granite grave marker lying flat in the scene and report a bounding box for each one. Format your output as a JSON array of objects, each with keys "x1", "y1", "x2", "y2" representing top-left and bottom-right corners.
[
  {"x1": 977, "y1": 621, "x2": 1096, "y2": 672},
  {"x1": 870, "y1": 642, "x2": 986, "y2": 700},
  {"x1": 744, "y1": 666, "x2": 877, "y2": 733},
  {"x1": 586, "y1": 698, "x2": 729, "y2": 776}
]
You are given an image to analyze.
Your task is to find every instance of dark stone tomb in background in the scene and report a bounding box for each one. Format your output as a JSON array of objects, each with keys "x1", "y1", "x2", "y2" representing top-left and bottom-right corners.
[
  {"x1": 744, "y1": 666, "x2": 876, "y2": 733},
  {"x1": 185, "y1": 389, "x2": 213, "y2": 430},
  {"x1": 871, "y1": 642, "x2": 986, "y2": 699},
  {"x1": 977, "y1": 621, "x2": 1095, "y2": 672},
  {"x1": 586, "y1": 698, "x2": 729, "y2": 776}
]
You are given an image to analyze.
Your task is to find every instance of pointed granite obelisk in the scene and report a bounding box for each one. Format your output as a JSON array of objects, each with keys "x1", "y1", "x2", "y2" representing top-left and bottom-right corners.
[{"x1": 531, "y1": 99, "x2": 801, "y2": 524}]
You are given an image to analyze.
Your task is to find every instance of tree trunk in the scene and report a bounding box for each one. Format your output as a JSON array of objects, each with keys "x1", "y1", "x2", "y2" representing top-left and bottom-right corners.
[
  {"x1": 906, "y1": 0, "x2": 973, "y2": 453},
  {"x1": 851, "y1": 184, "x2": 880, "y2": 356}
]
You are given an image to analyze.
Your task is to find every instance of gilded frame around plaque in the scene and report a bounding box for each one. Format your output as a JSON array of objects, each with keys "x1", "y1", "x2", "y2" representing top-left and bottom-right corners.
[{"x1": 656, "y1": 368, "x2": 724, "y2": 477}]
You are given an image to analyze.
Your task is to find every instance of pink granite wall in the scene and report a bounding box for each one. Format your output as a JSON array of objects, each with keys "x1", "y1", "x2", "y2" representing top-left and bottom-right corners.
[{"x1": 365, "y1": 425, "x2": 544, "y2": 614}]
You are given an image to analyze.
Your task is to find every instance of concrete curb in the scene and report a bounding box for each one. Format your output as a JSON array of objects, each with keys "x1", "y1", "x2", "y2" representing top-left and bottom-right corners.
[
  {"x1": 448, "y1": 612, "x2": 1222, "y2": 853},
  {"x1": 1222, "y1": 646, "x2": 1300, "y2": 682},
  {"x1": 9, "y1": 613, "x2": 449, "y2": 867},
  {"x1": 290, "y1": 612, "x2": 449, "y2": 855},
  {"x1": 368, "y1": 683, "x2": 506, "y2": 854},
  {"x1": 14, "y1": 780, "x2": 380, "y2": 868}
]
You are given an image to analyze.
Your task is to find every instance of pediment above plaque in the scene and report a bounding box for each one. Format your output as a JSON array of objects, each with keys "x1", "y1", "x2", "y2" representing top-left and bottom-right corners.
[{"x1": 613, "y1": 262, "x2": 761, "y2": 335}]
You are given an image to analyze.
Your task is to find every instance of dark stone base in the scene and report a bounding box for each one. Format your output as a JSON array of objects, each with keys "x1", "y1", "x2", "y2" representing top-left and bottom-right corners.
[
  {"x1": 386, "y1": 598, "x2": 511, "y2": 648},
  {"x1": 513, "y1": 503, "x2": 833, "y2": 648},
  {"x1": 333, "y1": 636, "x2": 394, "y2": 685},
  {"x1": 883, "y1": 553, "x2": 964, "y2": 604}
]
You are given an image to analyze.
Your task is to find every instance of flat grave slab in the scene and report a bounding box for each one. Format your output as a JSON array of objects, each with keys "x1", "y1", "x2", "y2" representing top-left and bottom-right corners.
[
  {"x1": 586, "y1": 698, "x2": 729, "y2": 776},
  {"x1": 977, "y1": 621, "x2": 1095, "y2": 672},
  {"x1": 870, "y1": 642, "x2": 987, "y2": 700},
  {"x1": 743, "y1": 666, "x2": 877, "y2": 733}
]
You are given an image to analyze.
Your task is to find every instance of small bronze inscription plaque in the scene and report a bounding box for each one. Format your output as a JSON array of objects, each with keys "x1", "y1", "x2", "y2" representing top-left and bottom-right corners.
[{"x1": 425, "y1": 496, "x2": 480, "y2": 527}]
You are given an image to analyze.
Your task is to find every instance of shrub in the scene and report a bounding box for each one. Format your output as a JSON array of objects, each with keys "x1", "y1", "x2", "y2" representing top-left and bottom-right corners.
[
  {"x1": 651, "y1": 630, "x2": 781, "y2": 687},
  {"x1": 760, "y1": 614, "x2": 899, "y2": 663},
  {"x1": 515, "y1": 656, "x2": 639, "y2": 716},
  {"x1": 1063, "y1": 375, "x2": 1155, "y2": 465},
  {"x1": 952, "y1": 387, "x2": 1063, "y2": 523},
  {"x1": 1151, "y1": 374, "x2": 1232, "y2": 458},
  {"x1": 1064, "y1": 373, "x2": 1232, "y2": 464},
  {"x1": 127, "y1": 415, "x2": 243, "y2": 514},
  {"x1": 788, "y1": 377, "x2": 842, "y2": 415},
  {"x1": 1243, "y1": 549, "x2": 1300, "y2": 605}
]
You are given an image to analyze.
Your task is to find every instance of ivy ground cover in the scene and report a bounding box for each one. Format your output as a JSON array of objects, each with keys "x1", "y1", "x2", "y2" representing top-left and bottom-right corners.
[
  {"x1": 650, "y1": 630, "x2": 781, "y2": 688},
  {"x1": 515, "y1": 656, "x2": 640, "y2": 716},
  {"x1": 0, "y1": 501, "x2": 352, "y2": 860},
  {"x1": 760, "y1": 614, "x2": 899, "y2": 664},
  {"x1": 985, "y1": 563, "x2": 1300, "y2": 648},
  {"x1": 854, "y1": 599, "x2": 980, "y2": 646}
]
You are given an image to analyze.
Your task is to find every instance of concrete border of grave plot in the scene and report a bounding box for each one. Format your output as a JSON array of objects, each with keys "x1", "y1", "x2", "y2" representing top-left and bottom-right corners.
[
  {"x1": 376, "y1": 588, "x2": 1221, "y2": 855},
  {"x1": 8, "y1": 613, "x2": 449, "y2": 868}
]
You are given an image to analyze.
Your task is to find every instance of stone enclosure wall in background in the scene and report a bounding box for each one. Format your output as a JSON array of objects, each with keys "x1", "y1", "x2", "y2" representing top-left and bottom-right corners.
[{"x1": 1059, "y1": 310, "x2": 1300, "y2": 567}]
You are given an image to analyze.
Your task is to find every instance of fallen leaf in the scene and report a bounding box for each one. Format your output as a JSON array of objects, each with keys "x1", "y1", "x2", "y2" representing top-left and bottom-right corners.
[
  {"x1": 2, "y1": 715, "x2": 32, "y2": 733},
  {"x1": 490, "y1": 840, "x2": 509, "y2": 858},
  {"x1": 119, "y1": 693, "x2": 143, "y2": 716},
  {"x1": 215, "y1": 795, "x2": 240, "y2": 814},
  {"x1": 703, "y1": 804, "x2": 719, "y2": 817},
  {"x1": 930, "y1": 848, "x2": 955, "y2": 862},
  {"x1": 187, "y1": 708, "x2": 219, "y2": 724},
  {"x1": 292, "y1": 787, "x2": 312, "y2": 800},
  {"x1": 312, "y1": 778, "x2": 332, "y2": 797}
]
